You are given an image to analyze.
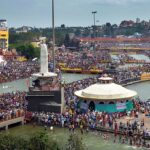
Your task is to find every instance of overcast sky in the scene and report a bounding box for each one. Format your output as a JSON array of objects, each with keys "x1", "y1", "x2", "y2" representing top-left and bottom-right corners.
[{"x1": 0, "y1": 0, "x2": 150, "y2": 27}]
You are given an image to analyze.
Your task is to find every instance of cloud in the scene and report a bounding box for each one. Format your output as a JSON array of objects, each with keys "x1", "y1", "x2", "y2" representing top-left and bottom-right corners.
[
  {"x1": 76, "y1": 0, "x2": 149, "y2": 5},
  {"x1": 103, "y1": 0, "x2": 148, "y2": 4}
]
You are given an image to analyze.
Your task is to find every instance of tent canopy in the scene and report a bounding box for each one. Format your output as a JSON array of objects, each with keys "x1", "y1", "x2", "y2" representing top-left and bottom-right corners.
[{"x1": 75, "y1": 83, "x2": 137, "y2": 100}]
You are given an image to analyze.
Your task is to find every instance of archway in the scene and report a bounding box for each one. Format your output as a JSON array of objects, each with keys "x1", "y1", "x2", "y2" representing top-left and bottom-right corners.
[
  {"x1": 99, "y1": 102, "x2": 104, "y2": 104},
  {"x1": 89, "y1": 101, "x2": 95, "y2": 111}
]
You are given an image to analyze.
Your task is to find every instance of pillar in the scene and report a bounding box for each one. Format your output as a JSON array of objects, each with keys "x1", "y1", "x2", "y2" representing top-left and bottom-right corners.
[
  {"x1": 21, "y1": 119, "x2": 24, "y2": 125},
  {"x1": 5, "y1": 125, "x2": 8, "y2": 130},
  {"x1": 61, "y1": 83, "x2": 65, "y2": 114}
]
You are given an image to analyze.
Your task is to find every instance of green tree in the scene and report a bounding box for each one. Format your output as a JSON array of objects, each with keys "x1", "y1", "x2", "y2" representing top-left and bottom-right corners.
[
  {"x1": 64, "y1": 34, "x2": 70, "y2": 47},
  {"x1": 66, "y1": 134, "x2": 86, "y2": 150},
  {"x1": 29, "y1": 132, "x2": 49, "y2": 150},
  {"x1": 15, "y1": 44, "x2": 40, "y2": 59},
  {"x1": 0, "y1": 134, "x2": 29, "y2": 150},
  {"x1": 9, "y1": 31, "x2": 41, "y2": 45},
  {"x1": 61, "y1": 24, "x2": 65, "y2": 28},
  {"x1": 0, "y1": 132, "x2": 60, "y2": 150},
  {"x1": 105, "y1": 22, "x2": 112, "y2": 36},
  {"x1": 75, "y1": 29, "x2": 81, "y2": 36},
  {"x1": 29, "y1": 131, "x2": 60, "y2": 150}
]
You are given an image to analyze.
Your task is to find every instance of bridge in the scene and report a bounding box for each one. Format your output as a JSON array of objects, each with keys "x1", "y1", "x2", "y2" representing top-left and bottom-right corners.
[
  {"x1": 0, "y1": 116, "x2": 24, "y2": 130},
  {"x1": 98, "y1": 47, "x2": 150, "y2": 51},
  {"x1": 79, "y1": 37, "x2": 150, "y2": 51}
]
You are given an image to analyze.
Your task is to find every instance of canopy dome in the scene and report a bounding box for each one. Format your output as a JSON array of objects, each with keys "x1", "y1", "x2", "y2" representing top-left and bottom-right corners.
[
  {"x1": 75, "y1": 82, "x2": 137, "y2": 100},
  {"x1": 99, "y1": 76, "x2": 113, "y2": 81}
]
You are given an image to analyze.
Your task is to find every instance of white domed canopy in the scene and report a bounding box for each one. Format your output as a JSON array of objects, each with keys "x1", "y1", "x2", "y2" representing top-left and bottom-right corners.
[{"x1": 75, "y1": 83, "x2": 137, "y2": 100}]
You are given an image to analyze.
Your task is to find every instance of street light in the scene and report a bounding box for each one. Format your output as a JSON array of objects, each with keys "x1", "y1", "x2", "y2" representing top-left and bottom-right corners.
[
  {"x1": 92, "y1": 11, "x2": 97, "y2": 26},
  {"x1": 52, "y1": 0, "x2": 55, "y2": 72},
  {"x1": 92, "y1": 11, "x2": 97, "y2": 38}
]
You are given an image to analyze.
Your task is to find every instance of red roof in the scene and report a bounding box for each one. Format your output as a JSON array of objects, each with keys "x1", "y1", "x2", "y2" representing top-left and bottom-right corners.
[{"x1": 80, "y1": 37, "x2": 150, "y2": 42}]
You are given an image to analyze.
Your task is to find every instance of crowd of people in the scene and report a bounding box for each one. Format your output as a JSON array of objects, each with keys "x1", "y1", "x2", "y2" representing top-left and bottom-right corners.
[
  {"x1": 0, "y1": 48, "x2": 150, "y2": 85},
  {"x1": 55, "y1": 49, "x2": 150, "y2": 73},
  {"x1": 0, "y1": 91, "x2": 26, "y2": 121},
  {"x1": 0, "y1": 76, "x2": 149, "y2": 148},
  {"x1": 0, "y1": 60, "x2": 39, "y2": 83},
  {"x1": 29, "y1": 98, "x2": 150, "y2": 148},
  {"x1": 0, "y1": 46, "x2": 150, "y2": 148},
  {"x1": 55, "y1": 49, "x2": 111, "y2": 70}
]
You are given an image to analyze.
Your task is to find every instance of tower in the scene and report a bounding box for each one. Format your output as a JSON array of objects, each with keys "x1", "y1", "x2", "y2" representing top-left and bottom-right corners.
[{"x1": 0, "y1": 19, "x2": 9, "y2": 50}]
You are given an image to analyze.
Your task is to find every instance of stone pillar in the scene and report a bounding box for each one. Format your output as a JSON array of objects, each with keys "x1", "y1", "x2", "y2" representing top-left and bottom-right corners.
[
  {"x1": 5, "y1": 125, "x2": 8, "y2": 130},
  {"x1": 61, "y1": 82, "x2": 65, "y2": 114},
  {"x1": 21, "y1": 117, "x2": 25, "y2": 125}
]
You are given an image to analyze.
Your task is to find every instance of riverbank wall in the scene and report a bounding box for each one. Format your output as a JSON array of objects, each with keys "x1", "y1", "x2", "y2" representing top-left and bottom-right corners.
[{"x1": 123, "y1": 79, "x2": 150, "y2": 87}]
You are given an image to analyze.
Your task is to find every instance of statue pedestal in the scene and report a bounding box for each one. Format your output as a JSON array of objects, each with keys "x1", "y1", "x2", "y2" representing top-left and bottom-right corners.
[
  {"x1": 27, "y1": 43, "x2": 64, "y2": 113},
  {"x1": 27, "y1": 75, "x2": 63, "y2": 114},
  {"x1": 27, "y1": 89, "x2": 62, "y2": 113}
]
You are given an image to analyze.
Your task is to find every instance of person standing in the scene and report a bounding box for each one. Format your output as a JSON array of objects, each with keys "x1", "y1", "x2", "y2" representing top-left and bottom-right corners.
[{"x1": 80, "y1": 123, "x2": 84, "y2": 134}]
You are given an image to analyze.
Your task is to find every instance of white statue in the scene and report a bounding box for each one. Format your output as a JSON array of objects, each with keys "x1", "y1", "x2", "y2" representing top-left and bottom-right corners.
[
  {"x1": 32, "y1": 43, "x2": 57, "y2": 77},
  {"x1": 40, "y1": 44, "x2": 48, "y2": 75}
]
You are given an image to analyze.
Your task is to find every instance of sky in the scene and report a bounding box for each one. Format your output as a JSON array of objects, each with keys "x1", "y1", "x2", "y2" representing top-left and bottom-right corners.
[{"x1": 0, "y1": 0, "x2": 150, "y2": 27}]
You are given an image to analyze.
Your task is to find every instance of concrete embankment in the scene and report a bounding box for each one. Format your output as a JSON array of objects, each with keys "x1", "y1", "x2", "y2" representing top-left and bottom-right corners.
[{"x1": 123, "y1": 79, "x2": 150, "y2": 87}]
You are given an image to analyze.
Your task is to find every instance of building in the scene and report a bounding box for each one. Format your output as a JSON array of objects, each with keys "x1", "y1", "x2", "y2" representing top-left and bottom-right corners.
[
  {"x1": 120, "y1": 20, "x2": 135, "y2": 28},
  {"x1": 75, "y1": 75, "x2": 137, "y2": 113},
  {"x1": 136, "y1": 18, "x2": 140, "y2": 24},
  {"x1": 0, "y1": 19, "x2": 9, "y2": 50},
  {"x1": 15, "y1": 26, "x2": 32, "y2": 33}
]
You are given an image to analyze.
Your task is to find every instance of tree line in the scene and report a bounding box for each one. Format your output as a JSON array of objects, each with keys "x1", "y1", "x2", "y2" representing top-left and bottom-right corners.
[{"x1": 0, "y1": 132, "x2": 86, "y2": 150}]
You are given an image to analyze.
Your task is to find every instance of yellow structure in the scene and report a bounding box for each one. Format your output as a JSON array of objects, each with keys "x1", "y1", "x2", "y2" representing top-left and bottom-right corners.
[
  {"x1": 141, "y1": 73, "x2": 150, "y2": 80},
  {"x1": 0, "y1": 30, "x2": 9, "y2": 49},
  {"x1": 31, "y1": 42, "x2": 40, "y2": 48},
  {"x1": 16, "y1": 56, "x2": 27, "y2": 62},
  {"x1": 0, "y1": 19, "x2": 8, "y2": 49}
]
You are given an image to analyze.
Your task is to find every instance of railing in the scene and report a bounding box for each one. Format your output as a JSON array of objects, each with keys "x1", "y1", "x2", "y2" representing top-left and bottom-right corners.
[
  {"x1": 28, "y1": 90, "x2": 60, "y2": 96},
  {"x1": 94, "y1": 47, "x2": 150, "y2": 51},
  {"x1": 91, "y1": 126, "x2": 150, "y2": 140},
  {"x1": 29, "y1": 87, "x2": 61, "y2": 94}
]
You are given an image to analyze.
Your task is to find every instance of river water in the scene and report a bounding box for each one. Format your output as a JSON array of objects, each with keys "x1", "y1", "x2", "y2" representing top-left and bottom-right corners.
[
  {"x1": 0, "y1": 73, "x2": 150, "y2": 101},
  {"x1": 126, "y1": 81, "x2": 150, "y2": 101},
  {"x1": 0, "y1": 73, "x2": 96, "y2": 94}
]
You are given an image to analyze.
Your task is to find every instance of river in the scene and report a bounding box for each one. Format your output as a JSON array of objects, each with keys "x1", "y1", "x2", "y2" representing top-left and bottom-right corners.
[
  {"x1": 126, "y1": 81, "x2": 150, "y2": 101},
  {"x1": 0, "y1": 73, "x2": 150, "y2": 101},
  {"x1": 0, "y1": 73, "x2": 96, "y2": 94}
]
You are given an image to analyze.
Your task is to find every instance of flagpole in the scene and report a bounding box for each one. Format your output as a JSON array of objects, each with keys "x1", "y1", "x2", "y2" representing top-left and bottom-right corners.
[{"x1": 52, "y1": 0, "x2": 55, "y2": 72}]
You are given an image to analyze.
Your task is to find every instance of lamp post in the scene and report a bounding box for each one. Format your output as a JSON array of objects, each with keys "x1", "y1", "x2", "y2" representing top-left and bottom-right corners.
[
  {"x1": 92, "y1": 11, "x2": 97, "y2": 38},
  {"x1": 52, "y1": 0, "x2": 55, "y2": 72}
]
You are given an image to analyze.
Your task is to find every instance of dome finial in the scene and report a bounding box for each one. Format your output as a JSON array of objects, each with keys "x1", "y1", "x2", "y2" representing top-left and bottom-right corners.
[{"x1": 99, "y1": 74, "x2": 113, "y2": 83}]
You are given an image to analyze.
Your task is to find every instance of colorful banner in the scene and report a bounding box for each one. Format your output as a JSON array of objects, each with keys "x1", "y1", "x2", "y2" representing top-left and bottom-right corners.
[
  {"x1": 95, "y1": 101, "x2": 133, "y2": 113},
  {"x1": 116, "y1": 103, "x2": 126, "y2": 110}
]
